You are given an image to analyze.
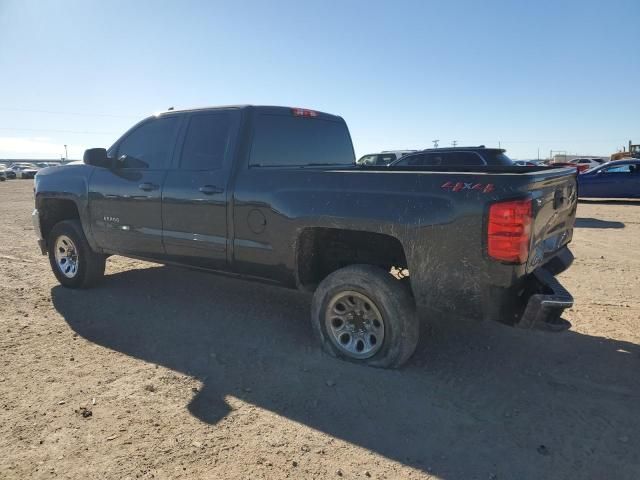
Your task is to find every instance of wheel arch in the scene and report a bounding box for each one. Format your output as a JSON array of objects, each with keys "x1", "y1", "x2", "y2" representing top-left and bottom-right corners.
[
  {"x1": 37, "y1": 196, "x2": 90, "y2": 251},
  {"x1": 294, "y1": 227, "x2": 411, "y2": 293}
]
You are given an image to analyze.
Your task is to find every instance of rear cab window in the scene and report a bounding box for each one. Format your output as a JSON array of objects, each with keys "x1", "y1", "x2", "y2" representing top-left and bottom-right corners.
[{"x1": 250, "y1": 111, "x2": 355, "y2": 167}]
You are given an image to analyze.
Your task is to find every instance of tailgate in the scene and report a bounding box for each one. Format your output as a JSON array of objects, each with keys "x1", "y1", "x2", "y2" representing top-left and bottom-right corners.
[{"x1": 526, "y1": 168, "x2": 577, "y2": 272}]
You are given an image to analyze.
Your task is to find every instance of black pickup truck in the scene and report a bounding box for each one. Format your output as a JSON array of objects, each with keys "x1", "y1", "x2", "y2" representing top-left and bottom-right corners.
[{"x1": 33, "y1": 105, "x2": 577, "y2": 367}]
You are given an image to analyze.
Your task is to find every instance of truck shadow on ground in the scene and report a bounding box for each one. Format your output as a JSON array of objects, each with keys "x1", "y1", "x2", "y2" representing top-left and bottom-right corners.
[
  {"x1": 51, "y1": 265, "x2": 640, "y2": 480},
  {"x1": 579, "y1": 199, "x2": 640, "y2": 206},
  {"x1": 575, "y1": 217, "x2": 625, "y2": 229}
]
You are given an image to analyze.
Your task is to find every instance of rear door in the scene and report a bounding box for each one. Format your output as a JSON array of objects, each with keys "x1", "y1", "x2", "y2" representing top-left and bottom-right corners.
[
  {"x1": 89, "y1": 115, "x2": 181, "y2": 256},
  {"x1": 161, "y1": 109, "x2": 241, "y2": 269}
]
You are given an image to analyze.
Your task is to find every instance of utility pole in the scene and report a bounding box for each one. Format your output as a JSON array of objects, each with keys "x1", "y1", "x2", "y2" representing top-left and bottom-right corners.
[
  {"x1": 432, "y1": 139, "x2": 439, "y2": 148},
  {"x1": 451, "y1": 140, "x2": 458, "y2": 147},
  {"x1": 64, "y1": 144, "x2": 68, "y2": 161}
]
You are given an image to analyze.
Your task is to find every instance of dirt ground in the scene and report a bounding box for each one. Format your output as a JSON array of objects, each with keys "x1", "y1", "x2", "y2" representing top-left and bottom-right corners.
[{"x1": 1, "y1": 180, "x2": 639, "y2": 480}]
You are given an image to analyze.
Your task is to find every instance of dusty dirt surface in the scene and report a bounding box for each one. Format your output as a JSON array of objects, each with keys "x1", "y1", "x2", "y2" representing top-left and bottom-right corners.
[{"x1": 1, "y1": 180, "x2": 639, "y2": 480}]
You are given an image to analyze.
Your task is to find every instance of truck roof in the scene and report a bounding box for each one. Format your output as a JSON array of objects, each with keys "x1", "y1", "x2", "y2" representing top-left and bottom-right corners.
[
  {"x1": 156, "y1": 105, "x2": 343, "y2": 121},
  {"x1": 417, "y1": 146, "x2": 506, "y2": 153}
]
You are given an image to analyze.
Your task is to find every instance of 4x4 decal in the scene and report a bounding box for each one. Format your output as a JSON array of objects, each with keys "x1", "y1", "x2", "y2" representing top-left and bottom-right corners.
[{"x1": 441, "y1": 181, "x2": 495, "y2": 193}]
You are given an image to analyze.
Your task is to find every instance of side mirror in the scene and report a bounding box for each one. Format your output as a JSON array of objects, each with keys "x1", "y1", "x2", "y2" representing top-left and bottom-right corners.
[{"x1": 83, "y1": 148, "x2": 110, "y2": 168}]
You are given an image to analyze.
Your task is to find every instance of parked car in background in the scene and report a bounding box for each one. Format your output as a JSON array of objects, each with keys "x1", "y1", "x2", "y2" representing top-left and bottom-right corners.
[
  {"x1": 570, "y1": 158, "x2": 604, "y2": 170},
  {"x1": 2, "y1": 166, "x2": 16, "y2": 179},
  {"x1": 0, "y1": 167, "x2": 6, "y2": 181},
  {"x1": 578, "y1": 159, "x2": 640, "y2": 198},
  {"x1": 35, "y1": 162, "x2": 61, "y2": 168},
  {"x1": 356, "y1": 150, "x2": 416, "y2": 166},
  {"x1": 550, "y1": 162, "x2": 585, "y2": 173},
  {"x1": 9, "y1": 163, "x2": 39, "y2": 179},
  {"x1": 513, "y1": 160, "x2": 537, "y2": 166},
  {"x1": 389, "y1": 146, "x2": 514, "y2": 167}
]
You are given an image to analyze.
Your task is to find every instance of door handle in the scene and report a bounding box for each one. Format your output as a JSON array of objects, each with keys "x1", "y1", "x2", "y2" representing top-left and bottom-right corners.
[
  {"x1": 199, "y1": 185, "x2": 224, "y2": 195},
  {"x1": 138, "y1": 182, "x2": 158, "y2": 191}
]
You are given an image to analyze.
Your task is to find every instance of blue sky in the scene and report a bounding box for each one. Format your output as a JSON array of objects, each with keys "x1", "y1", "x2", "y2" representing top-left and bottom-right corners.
[{"x1": 0, "y1": 0, "x2": 638, "y2": 160}]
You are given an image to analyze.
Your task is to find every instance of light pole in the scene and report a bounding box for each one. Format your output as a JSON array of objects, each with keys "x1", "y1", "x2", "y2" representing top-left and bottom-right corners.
[{"x1": 64, "y1": 144, "x2": 68, "y2": 161}]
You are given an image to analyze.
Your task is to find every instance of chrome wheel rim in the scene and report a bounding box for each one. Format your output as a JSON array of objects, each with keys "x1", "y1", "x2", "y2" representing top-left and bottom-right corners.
[
  {"x1": 54, "y1": 235, "x2": 79, "y2": 278},
  {"x1": 325, "y1": 291, "x2": 385, "y2": 359}
]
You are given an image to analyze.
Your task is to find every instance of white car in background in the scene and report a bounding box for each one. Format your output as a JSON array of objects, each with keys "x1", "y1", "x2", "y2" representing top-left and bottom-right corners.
[
  {"x1": 8, "y1": 163, "x2": 40, "y2": 179},
  {"x1": 356, "y1": 150, "x2": 417, "y2": 166},
  {"x1": 570, "y1": 158, "x2": 604, "y2": 170}
]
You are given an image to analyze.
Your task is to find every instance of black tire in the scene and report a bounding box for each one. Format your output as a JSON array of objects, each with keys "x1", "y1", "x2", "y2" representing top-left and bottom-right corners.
[
  {"x1": 47, "y1": 219, "x2": 106, "y2": 288},
  {"x1": 311, "y1": 264, "x2": 419, "y2": 368}
]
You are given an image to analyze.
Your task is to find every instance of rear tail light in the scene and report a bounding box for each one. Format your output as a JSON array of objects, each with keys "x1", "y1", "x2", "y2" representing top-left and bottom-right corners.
[
  {"x1": 487, "y1": 198, "x2": 532, "y2": 263},
  {"x1": 291, "y1": 108, "x2": 318, "y2": 117}
]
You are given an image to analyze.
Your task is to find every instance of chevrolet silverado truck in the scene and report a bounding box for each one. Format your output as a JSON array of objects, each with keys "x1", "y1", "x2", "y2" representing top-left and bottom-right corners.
[{"x1": 32, "y1": 105, "x2": 577, "y2": 368}]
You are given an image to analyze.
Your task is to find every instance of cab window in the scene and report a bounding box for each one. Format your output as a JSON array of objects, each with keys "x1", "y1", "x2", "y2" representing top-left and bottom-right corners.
[
  {"x1": 179, "y1": 112, "x2": 239, "y2": 170},
  {"x1": 250, "y1": 114, "x2": 354, "y2": 167},
  {"x1": 116, "y1": 116, "x2": 181, "y2": 169}
]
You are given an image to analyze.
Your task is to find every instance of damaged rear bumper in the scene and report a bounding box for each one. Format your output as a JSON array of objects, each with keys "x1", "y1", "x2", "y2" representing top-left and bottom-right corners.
[
  {"x1": 483, "y1": 247, "x2": 574, "y2": 331},
  {"x1": 516, "y1": 267, "x2": 573, "y2": 331}
]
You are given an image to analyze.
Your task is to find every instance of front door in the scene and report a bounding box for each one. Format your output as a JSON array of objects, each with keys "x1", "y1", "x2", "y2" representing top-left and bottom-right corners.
[
  {"x1": 89, "y1": 115, "x2": 182, "y2": 256},
  {"x1": 162, "y1": 110, "x2": 241, "y2": 269}
]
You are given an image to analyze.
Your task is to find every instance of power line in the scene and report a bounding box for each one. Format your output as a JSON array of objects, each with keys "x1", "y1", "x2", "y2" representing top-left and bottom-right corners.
[
  {"x1": 0, "y1": 107, "x2": 139, "y2": 119},
  {"x1": 0, "y1": 127, "x2": 117, "y2": 135}
]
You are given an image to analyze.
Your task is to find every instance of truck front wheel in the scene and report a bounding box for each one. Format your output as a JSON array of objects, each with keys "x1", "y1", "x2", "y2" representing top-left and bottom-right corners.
[
  {"x1": 311, "y1": 265, "x2": 419, "y2": 368},
  {"x1": 47, "y1": 220, "x2": 106, "y2": 288}
]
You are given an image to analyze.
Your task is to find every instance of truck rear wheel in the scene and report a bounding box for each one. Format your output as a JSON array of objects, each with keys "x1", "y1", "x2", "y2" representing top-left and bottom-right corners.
[
  {"x1": 311, "y1": 264, "x2": 419, "y2": 368},
  {"x1": 47, "y1": 220, "x2": 106, "y2": 288}
]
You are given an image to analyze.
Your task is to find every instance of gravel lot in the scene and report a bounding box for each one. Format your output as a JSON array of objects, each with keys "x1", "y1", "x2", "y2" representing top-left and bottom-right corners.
[{"x1": 1, "y1": 180, "x2": 639, "y2": 480}]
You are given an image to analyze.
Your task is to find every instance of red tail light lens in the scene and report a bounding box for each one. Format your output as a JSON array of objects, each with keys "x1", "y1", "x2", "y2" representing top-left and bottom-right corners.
[
  {"x1": 291, "y1": 108, "x2": 318, "y2": 117},
  {"x1": 487, "y1": 198, "x2": 532, "y2": 263}
]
